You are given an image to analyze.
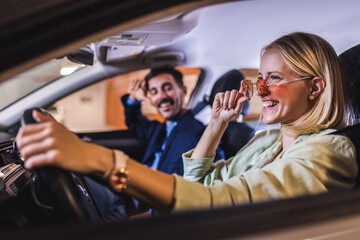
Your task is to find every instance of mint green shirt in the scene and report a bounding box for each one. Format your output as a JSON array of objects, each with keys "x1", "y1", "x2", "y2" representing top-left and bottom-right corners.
[{"x1": 173, "y1": 129, "x2": 357, "y2": 211}]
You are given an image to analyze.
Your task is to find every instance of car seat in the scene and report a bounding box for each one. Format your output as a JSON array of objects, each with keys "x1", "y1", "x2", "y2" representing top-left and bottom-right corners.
[
  {"x1": 192, "y1": 69, "x2": 255, "y2": 159},
  {"x1": 337, "y1": 44, "x2": 360, "y2": 186}
]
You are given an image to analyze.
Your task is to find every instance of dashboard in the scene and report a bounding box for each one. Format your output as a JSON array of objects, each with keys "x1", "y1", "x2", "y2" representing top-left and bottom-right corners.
[{"x1": 0, "y1": 138, "x2": 103, "y2": 228}]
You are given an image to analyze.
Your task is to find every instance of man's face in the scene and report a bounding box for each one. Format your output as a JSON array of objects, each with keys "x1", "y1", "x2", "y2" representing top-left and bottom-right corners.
[{"x1": 147, "y1": 73, "x2": 186, "y2": 121}]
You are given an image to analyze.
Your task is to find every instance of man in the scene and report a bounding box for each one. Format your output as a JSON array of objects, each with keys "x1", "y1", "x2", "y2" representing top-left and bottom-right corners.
[
  {"x1": 88, "y1": 67, "x2": 222, "y2": 220},
  {"x1": 121, "y1": 66, "x2": 221, "y2": 175}
]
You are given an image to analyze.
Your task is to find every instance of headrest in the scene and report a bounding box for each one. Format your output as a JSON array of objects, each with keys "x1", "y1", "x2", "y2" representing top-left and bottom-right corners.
[
  {"x1": 209, "y1": 69, "x2": 249, "y2": 115},
  {"x1": 339, "y1": 44, "x2": 360, "y2": 119}
]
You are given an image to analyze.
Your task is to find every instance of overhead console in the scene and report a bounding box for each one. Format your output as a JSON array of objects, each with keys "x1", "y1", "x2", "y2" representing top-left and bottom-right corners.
[{"x1": 95, "y1": 10, "x2": 202, "y2": 63}]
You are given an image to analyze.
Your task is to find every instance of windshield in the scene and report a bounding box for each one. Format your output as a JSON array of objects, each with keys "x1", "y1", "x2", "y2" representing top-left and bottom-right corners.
[{"x1": 0, "y1": 58, "x2": 85, "y2": 111}]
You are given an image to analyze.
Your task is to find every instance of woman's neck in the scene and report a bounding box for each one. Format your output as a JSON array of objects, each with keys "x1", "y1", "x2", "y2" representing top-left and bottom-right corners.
[{"x1": 281, "y1": 128, "x2": 298, "y2": 151}]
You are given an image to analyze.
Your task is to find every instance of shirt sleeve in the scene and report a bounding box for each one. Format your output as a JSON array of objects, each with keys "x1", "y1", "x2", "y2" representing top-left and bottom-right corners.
[
  {"x1": 126, "y1": 95, "x2": 140, "y2": 106},
  {"x1": 172, "y1": 134, "x2": 357, "y2": 212},
  {"x1": 181, "y1": 149, "x2": 216, "y2": 182},
  {"x1": 121, "y1": 94, "x2": 159, "y2": 141}
]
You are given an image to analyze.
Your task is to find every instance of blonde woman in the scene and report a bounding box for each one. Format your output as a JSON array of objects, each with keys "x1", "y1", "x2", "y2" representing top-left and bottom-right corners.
[{"x1": 16, "y1": 32, "x2": 357, "y2": 212}]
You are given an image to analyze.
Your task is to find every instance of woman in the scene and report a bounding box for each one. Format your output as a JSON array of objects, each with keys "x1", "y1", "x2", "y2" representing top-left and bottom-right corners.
[{"x1": 16, "y1": 32, "x2": 357, "y2": 212}]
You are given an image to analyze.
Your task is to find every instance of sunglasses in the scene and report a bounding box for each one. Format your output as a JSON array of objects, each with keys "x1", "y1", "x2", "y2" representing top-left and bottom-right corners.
[{"x1": 244, "y1": 76, "x2": 313, "y2": 97}]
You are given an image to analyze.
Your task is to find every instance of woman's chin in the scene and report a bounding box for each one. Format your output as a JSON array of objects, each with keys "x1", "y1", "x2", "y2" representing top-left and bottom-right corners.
[{"x1": 262, "y1": 117, "x2": 279, "y2": 125}]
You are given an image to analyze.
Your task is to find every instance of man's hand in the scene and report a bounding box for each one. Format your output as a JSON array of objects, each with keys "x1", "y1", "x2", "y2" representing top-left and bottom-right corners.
[{"x1": 128, "y1": 79, "x2": 149, "y2": 102}]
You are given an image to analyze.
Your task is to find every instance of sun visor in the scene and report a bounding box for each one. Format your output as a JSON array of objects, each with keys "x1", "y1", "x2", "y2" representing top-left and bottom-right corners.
[
  {"x1": 143, "y1": 51, "x2": 185, "y2": 67},
  {"x1": 95, "y1": 10, "x2": 201, "y2": 63}
]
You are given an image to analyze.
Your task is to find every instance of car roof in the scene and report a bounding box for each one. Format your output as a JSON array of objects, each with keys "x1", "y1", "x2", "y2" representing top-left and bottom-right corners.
[{"x1": 2, "y1": 0, "x2": 360, "y2": 81}]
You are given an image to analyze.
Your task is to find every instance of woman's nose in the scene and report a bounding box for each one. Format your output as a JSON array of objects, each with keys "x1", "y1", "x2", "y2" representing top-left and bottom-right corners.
[{"x1": 256, "y1": 80, "x2": 269, "y2": 97}]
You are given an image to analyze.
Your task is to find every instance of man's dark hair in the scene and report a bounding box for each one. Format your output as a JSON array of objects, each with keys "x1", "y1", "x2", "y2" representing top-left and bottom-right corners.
[{"x1": 144, "y1": 66, "x2": 183, "y2": 91}]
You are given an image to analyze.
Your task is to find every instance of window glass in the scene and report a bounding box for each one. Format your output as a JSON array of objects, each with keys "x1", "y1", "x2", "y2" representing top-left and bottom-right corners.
[{"x1": 0, "y1": 58, "x2": 85, "y2": 111}]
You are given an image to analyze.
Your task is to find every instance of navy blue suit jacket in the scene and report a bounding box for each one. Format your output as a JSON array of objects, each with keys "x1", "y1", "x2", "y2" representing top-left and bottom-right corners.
[{"x1": 121, "y1": 95, "x2": 207, "y2": 175}]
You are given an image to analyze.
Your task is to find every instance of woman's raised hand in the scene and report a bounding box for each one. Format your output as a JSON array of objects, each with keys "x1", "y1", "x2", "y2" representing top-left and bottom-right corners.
[{"x1": 211, "y1": 80, "x2": 250, "y2": 125}]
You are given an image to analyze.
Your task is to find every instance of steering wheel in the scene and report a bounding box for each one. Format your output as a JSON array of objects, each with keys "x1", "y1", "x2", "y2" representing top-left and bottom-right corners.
[{"x1": 21, "y1": 108, "x2": 102, "y2": 223}]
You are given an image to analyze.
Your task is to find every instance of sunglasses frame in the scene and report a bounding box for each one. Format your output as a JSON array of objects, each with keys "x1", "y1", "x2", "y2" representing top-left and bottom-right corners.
[{"x1": 245, "y1": 76, "x2": 314, "y2": 97}]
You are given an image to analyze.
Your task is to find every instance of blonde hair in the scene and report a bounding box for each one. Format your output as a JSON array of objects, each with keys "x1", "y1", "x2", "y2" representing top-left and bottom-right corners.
[{"x1": 262, "y1": 32, "x2": 347, "y2": 136}]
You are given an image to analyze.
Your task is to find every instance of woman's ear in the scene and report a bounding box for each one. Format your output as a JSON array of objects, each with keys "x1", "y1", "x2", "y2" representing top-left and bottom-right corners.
[{"x1": 308, "y1": 77, "x2": 326, "y2": 100}]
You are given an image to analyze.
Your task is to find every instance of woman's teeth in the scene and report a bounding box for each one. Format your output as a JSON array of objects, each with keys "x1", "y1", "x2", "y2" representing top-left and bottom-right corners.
[{"x1": 263, "y1": 101, "x2": 277, "y2": 108}]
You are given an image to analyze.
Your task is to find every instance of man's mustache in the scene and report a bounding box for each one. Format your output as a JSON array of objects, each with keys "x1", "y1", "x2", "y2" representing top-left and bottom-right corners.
[{"x1": 157, "y1": 98, "x2": 174, "y2": 108}]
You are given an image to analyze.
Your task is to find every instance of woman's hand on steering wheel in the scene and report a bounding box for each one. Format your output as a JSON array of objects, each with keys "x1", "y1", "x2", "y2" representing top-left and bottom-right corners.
[{"x1": 16, "y1": 109, "x2": 112, "y2": 177}]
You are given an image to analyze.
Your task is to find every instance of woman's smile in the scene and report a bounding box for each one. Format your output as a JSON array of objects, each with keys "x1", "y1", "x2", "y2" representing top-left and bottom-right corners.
[{"x1": 262, "y1": 100, "x2": 279, "y2": 111}]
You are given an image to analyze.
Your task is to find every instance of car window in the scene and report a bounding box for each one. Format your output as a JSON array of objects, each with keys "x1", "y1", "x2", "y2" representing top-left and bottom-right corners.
[
  {"x1": 0, "y1": 58, "x2": 85, "y2": 111},
  {"x1": 48, "y1": 67, "x2": 201, "y2": 132}
]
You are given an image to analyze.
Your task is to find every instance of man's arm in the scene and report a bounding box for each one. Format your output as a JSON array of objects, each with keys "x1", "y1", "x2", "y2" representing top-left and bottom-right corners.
[{"x1": 121, "y1": 94, "x2": 162, "y2": 141}]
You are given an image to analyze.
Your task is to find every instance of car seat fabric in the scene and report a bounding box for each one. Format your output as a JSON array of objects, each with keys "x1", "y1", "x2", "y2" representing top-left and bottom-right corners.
[
  {"x1": 339, "y1": 44, "x2": 360, "y2": 121},
  {"x1": 337, "y1": 44, "x2": 360, "y2": 187}
]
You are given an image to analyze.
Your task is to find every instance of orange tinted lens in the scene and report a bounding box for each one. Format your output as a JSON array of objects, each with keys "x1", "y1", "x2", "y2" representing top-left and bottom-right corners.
[
  {"x1": 256, "y1": 79, "x2": 269, "y2": 97},
  {"x1": 244, "y1": 79, "x2": 254, "y2": 97}
]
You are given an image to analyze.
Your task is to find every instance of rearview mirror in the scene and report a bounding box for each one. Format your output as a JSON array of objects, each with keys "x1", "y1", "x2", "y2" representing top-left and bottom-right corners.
[{"x1": 66, "y1": 46, "x2": 94, "y2": 65}]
